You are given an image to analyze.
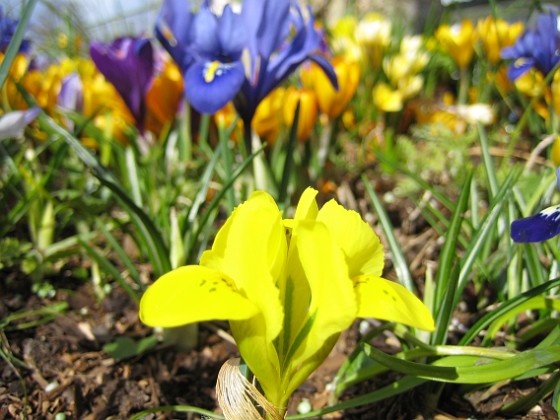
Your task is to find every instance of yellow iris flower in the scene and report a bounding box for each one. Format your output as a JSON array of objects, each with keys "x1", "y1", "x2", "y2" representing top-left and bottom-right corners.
[{"x1": 140, "y1": 188, "x2": 434, "y2": 412}]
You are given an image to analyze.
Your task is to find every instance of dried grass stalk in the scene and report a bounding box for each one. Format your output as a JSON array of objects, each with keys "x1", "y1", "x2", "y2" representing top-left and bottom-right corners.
[{"x1": 216, "y1": 358, "x2": 283, "y2": 420}]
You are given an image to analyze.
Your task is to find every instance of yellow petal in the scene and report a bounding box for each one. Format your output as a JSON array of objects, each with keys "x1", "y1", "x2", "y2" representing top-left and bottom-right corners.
[
  {"x1": 354, "y1": 275, "x2": 435, "y2": 331},
  {"x1": 283, "y1": 220, "x2": 356, "y2": 398},
  {"x1": 200, "y1": 191, "x2": 286, "y2": 344},
  {"x1": 294, "y1": 187, "x2": 319, "y2": 221},
  {"x1": 139, "y1": 265, "x2": 259, "y2": 327},
  {"x1": 317, "y1": 199, "x2": 384, "y2": 278}
]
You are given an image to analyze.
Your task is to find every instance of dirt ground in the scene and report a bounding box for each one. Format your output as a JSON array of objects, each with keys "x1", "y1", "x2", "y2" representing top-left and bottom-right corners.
[{"x1": 1, "y1": 180, "x2": 557, "y2": 419}]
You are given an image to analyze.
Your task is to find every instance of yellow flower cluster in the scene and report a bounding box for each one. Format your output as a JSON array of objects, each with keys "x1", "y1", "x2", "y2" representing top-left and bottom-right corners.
[
  {"x1": 374, "y1": 35, "x2": 430, "y2": 113},
  {"x1": 215, "y1": 55, "x2": 360, "y2": 143},
  {"x1": 0, "y1": 53, "x2": 183, "y2": 145}
]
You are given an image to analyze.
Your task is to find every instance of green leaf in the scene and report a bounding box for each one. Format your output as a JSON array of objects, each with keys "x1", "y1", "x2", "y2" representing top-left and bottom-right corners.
[
  {"x1": 363, "y1": 343, "x2": 560, "y2": 384},
  {"x1": 362, "y1": 176, "x2": 415, "y2": 293},
  {"x1": 103, "y1": 335, "x2": 158, "y2": 362},
  {"x1": 459, "y1": 277, "x2": 560, "y2": 346},
  {"x1": 0, "y1": 0, "x2": 37, "y2": 90}
]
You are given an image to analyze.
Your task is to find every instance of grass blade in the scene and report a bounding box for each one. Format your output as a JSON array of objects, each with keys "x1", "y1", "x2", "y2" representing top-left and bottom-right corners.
[{"x1": 362, "y1": 175, "x2": 415, "y2": 293}]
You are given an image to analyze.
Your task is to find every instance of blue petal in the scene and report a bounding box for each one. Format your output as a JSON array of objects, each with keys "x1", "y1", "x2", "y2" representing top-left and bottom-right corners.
[
  {"x1": 185, "y1": 60, "x2": 245, "y2": 114},
  {"x1": 262, "y1": 6, "x2": 326, "y2": 95},
  {"x1": 218, "y1": 5, "x2": 247, "y2": 59},
  {"x1": 506, "y1": 58, "x2": 534, "y2": 81},
  {"x1": 511, "y1": 205, "x2": 560, "y2": 242},
  {"x1": 155, "y1": 0, "x2": 194, "y2": 70},
  {"x1": 309, "y1": 54, "x2": 338, "y2": 90},
  {"x1": 190, "y1": 7, "x2": 220, "y2": 57}
]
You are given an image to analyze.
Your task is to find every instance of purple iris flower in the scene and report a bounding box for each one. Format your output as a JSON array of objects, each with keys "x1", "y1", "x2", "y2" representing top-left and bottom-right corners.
[
  {"x1": 0, "y1": 6, "x2": 30, "y2": 53},
  {"x1": 90, "y1": 37, "x2": 155, "y2": 130},
  {"x1": 155, "y1": 0, "x2": 337, "y2": 126},
  {"x1": 511, "y1": 168, "x2": 560, "y2": 242},
  {"x1": 501, "y1": 12, "x2": 560, "y2": 81}
]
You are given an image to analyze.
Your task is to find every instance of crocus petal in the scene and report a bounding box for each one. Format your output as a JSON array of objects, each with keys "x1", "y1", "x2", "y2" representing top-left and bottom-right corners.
[
  {"x1": 317, "y1": 200, "x2": 384, "y2": 278},
  {"x1": 59, "y1": 73, "x2": 83, "y2": 112},
  {"x1": 511, "y1": 205, "x2": 560, "y2": 242},
  {"x1": 184, "y1": 60, "x2": 245, "y2": 114},
  {"x1": 354, "y1": 275, "x2": 435, "y2": 331},
  {"x1": 90, "y1": 38, "x2": 154, "y2": 127},
  {"x1": 139, "y1": 265, "x2": 259, "y2": 327},
  {"x1": 0, "y1": 107, "x2": 40, "y2": 140}
]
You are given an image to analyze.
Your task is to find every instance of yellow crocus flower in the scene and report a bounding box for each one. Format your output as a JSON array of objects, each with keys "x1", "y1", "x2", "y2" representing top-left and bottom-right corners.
[
  {"x1": 435, "y1": 20, "x2": 477, "y2": 69},
  {"x1": 355, "y1": 12, "x2": 392, "y2": 68},
  {"x1": 145, "y1": 58, "x2": 184, "y2": 135},
  {"x1": 140, "y1": 188, "x2": 434, "y2": 413},
  {"x1": 330, "y1": 15, "x2": 362, "y2": 61},
  {"x1": 373, "y1": 82, "x2": 403, "y2": 112},
  {"x1": 477, "y1": 16, "x2": 524, "y2": 64},
  {"x1": 252, "y1": 87, "x2": 286, "y2": 143},
  {"x1": 301, "y1": 56, "x2": 360, "y2": 120},
  {"x1": 283, "y1": 87, "x2": 318, "y2": 142}
]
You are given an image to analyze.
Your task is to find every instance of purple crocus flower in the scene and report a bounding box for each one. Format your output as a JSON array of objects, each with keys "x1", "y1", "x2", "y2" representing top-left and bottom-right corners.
[
  {"x1": 0, "y1": 6, "x2": 30, "y2": 53},
  {"x1": 90, "y1": 37, "x2": 155, "y2": 130},
  {"x1": 0, "y1": 107, "x2": 40, "y2": 140},
  {"x1": 501, "y1": 12, "x2": 560, "y2": 81},
  {"x1": 511, "y1": 168, "x2": 560, "y2": 242},
  {"x1": 155, "y1": 0, "x2": 337, "y2": 127}
]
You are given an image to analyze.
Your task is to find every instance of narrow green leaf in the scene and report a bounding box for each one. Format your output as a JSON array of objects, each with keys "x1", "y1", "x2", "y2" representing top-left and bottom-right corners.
[
  {"x1": 459, "y1": 278, "x2": 560, "y2": 345},
  {"x1": 287, "y1": 376, "x2": 426, "y2": 419},
  {"x1": 130, "y1": 405, "x2": 225, "y2": 420},
  {"x1": 363, "y1": 343, "x2": 560, "y2": 384},
  {"x1": 0, "y1": 0, "x2": 37, "y2": 90},
  {"x1": 362, "y1": 176, "x2": 415, "y2": 293},
  {"x1": 96, "y1": 222, "x2": 143, "y2": 291},
  {"x1": 500, "y1": 372, "x2": 560, "y2": 416},
  {"x1": 39, "y1": 113, "x2": 171, "y2": 276},
  {"x1": 79, "y1": 238, "x2": 139, "y2": 302},
  {"x1": 485, "y1": 297, "x2": 560, "y2": 344},
  {"x1": 278, "y1": 100, "x2": 300, "y2": 204},
  {"x1": 433, "y1": 171, "x2": 472, "y2": 314}
]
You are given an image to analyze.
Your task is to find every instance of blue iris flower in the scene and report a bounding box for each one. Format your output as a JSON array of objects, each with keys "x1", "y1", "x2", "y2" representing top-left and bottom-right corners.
[
  {"x1": 0, "y1": 6, "x2": 30, "y2": 53},
  {"x1": 501, "y1": 11, "x2": 560, "y2": 81},
  {"x1": 511, "y1": 168, "x2": 560, "y2": 243},
  {"x1": 155, "y1": 0, "x2": 337, "y2": 125}
]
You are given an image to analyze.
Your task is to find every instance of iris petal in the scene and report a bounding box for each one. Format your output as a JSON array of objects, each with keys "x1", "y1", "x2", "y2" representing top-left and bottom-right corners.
[
  {"x1": 139, "y1": 265, "x2": 259, "y2": 327},
  {"x1": 511, "y1": 205, "x2": 560, "y2": 242},
  {"x1": 283, "y1": 220, "x2": 355, "y2": 398},
  {"x1": 218, "y1": 5, "x2": 247, "y2": 59},
  {"x1": 155, "y1": 0, "x2": 194, "y2": 70},
  {"x1": 184, "y1": 60, "x2": 245, "y2": 114},
  {"x1": 191, "y1": 7, "x2": 220, "y2": 57},
  {"x1": 317, "y1": 199, "x2": 384, "y2": 278},
  {"x1": 354, "y1": 275, "x2": 435, "y2": 331}
]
